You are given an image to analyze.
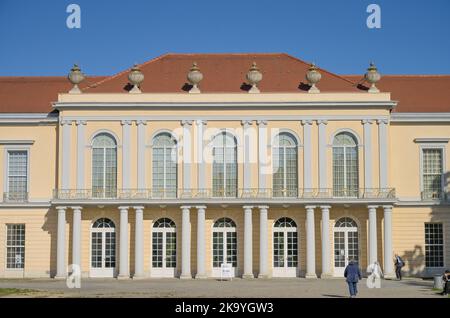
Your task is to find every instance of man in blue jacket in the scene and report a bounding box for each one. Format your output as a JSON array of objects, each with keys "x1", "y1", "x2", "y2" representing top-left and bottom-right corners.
[{"x1": 344, "y1": 259, "x2": 362, "y2": 298}]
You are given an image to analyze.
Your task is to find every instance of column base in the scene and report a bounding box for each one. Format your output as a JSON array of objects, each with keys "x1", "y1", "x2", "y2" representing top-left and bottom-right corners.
[
  {"x1": 54, "y1": 275, "x2": 67, "y2": 280},
  {"x1": 257, "y1": 274, "x2": 270, "y2": 279},
  {"x1": 242, "y1": 274, "x2": 255, "y2": 279},
  {"x1": 117, "y1": 274, "x2": 131, "y2": 280},
  {"x1": 132, "y1": 274, "x2": 146, "y2": 280},
  {"x1": 305, "y1": 273, "x2": 318, "y2": 279},
  {"x1": 319, "y1": 273, "x2": 333, "y2": 279},
  {"x1": 383, "y1": 273, "x2": 397, "y2": 280},
  {"x1": 180, "y1": 274, "x2": 192, "y2": 279},
  {"x1": 195, "y1": 273, "x2": 208, "y2": 279}
]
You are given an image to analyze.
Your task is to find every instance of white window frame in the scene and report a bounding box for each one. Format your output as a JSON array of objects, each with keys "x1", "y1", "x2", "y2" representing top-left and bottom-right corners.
[
  {"x1": 272, "y1": 133, "x2": 299, "y2": 197},
  {"x1": 332, "y1": 133, "x2": 359, "y2": 197},
  {"x1": 211, "y1": 132, "x2": 238, "y2": 198},
  {"x1": 151, "y1": 133, "x2": 178, "y2": 196},
  {"x1": 3, "y1": 147, "x2": 30, "y2": 201},
  {"x1": 424, "y1": 222, "x2": 445, "y2": 268},
  {"x1": 5, "y1": 223, "x2": 26, "y2": 271},
  {"x1": 91, "y1": 133, "x2": 117, "y2": 198},
  {"x1": 419, "y1": 144, "x2": 446, "y2": 201}
]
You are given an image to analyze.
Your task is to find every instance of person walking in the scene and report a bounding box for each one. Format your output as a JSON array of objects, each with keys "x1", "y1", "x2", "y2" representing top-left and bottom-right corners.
[
  {"x1": 394, "y1": 254, "x2": 405, "y2": 280},
  {"x1": 442, "y1": 270, "x2": 450, "y2": 296},
  {"x1": 344, "y1": 259, "x2": 362, "y2": 298}
]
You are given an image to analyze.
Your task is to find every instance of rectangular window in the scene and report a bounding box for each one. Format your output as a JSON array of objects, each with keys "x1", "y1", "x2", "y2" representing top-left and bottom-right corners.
[
  {"x1": 422, "y1": 148, "x2": 443, "y2": 200},
  {"x1": 6, "y1": 150, "x2": 28, "y2": 201},
  {"x1": 6, "y1": 224, "x2": 25, "y2": 269},
  {"x1": 425, "y1": 223, "x2": 444, "y2": 268}
]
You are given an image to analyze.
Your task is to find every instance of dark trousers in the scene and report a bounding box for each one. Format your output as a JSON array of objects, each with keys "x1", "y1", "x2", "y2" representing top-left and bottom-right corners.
[
  {"x1": 444, "y1": 281, "x2": 450, "y2": 294},
  {"x1": 395, "y1": 266, "x2": 402, "y2": 280},
  {"x1": 347, "y1": 282, "x2": 358, "y2": 296}
]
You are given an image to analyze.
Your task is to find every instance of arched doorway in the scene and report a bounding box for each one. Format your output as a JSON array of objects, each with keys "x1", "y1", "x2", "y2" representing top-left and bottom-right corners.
[
  {"x1": 212, "y1": 217, "x2": 237, "y2": 277},
  {"x1": 333, "y1": 217, "x2": 359, "y2": 276},
  {"x1": 90, "y1": 218, "x2": 116, "y2": 277},
  {"x1": 273, "y1": 217, "x2": 298, "y2": 277},
  {"x1": 151, "y1": 218, "x2": 177, "y2": 277}
]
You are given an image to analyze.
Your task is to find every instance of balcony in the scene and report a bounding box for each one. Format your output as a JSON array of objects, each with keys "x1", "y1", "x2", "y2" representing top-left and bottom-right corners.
[
  {"x1": 52, "y1": 188, "x2": 396, "y2": 203},
  {"x1": 3, "y1": 192, "x2": 29, "y2": 203},
  {"x1": 421, "y1": 191, "x2": 447, "y2": 201}
]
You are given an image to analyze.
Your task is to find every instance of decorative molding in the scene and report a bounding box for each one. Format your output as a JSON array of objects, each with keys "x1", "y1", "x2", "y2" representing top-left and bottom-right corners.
[
  {"x1": 120, "y1": 120, "x2": 132, "y2": 126},
  {"x1": 362, "y1": 119, "x2": 374, "y2": 125},
  {"x1": 241, "y1": 120, "x2": 253, "y2": 127},
  {"x1": 376, "y1": 119, "x2": 388, "y2": 125},
  {"x1": 136, "y1": 120, "x2": 147, "y2": 126},
  {"x1": 181, "y1": 120, "x2": 193, "y2": 127},
  {"x1": 390, "y1": 113, "x2": 450, "y2": 123},
  {"x1": 301, "y1": 120, "x2": 313, "y2": 126},
  {"x1": 0, "y1": 140, "x2": 35, "y2": 145},
  {"x1": 256, "y1": 120, "x2": 267, "y2": 126},
  {"x1": 75, "y1": 120, "x2": 87, "y2": 126},
  {"x1": 414, "y1": 138, "x2": 450, "y2": 144},
  {"x1": 317, "y1": 119, "x2": 328, "y2": 125}
]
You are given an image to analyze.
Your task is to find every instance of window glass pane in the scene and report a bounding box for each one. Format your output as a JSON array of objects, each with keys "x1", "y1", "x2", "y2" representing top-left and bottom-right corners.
[
  {"x1": 6, "y1": 224, "x2": 25, "y2": 269},
  {"x1": 8, "y1": 151, "x2": 28, "y2": 200},
  {"x1": 425, "y1": 223, "x2": 444, "y2": 267},
  {"x1": 212, "y1": 132, "x2": 237, "y2": 197},
  {"x1": 422, "y1": 149, "x2": 443, "y2": 196},
  {"x1": 333, "y1": 132, "x2": 358, "y2": 197},
  {"x1": 92, "y1": 134, "x2": 117, "y2": 198}
]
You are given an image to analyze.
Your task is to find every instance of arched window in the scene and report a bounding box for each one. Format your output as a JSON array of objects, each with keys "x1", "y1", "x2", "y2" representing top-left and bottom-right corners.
[
  {"x1": 273, "y1": 217, "x2": 298, "y2": 276},
  {"x1": 273, "y1": 133, "x2": 298, "y2": 197},
  {"x1": 212, "y1": 132, "x2": 237, "y2": 198},
  {"x1": 92, "y1": 133, "x2": 117, "y2": 198},
  {"x1": 332, "y1": 132, "x2": 359, "y2": 197},
  {"x1": 212, "y1": 218, "x2": 237, "y2": 274},
  {"x1": 152, "y1": 133, "x2": 177, "y2": 198},
  {"x1": 152, "y1": 218, "x2": 176, "y2": 273}
]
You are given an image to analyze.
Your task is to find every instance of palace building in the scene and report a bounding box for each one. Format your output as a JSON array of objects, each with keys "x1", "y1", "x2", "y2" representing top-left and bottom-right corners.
[{"x1": 0, "y1": 53, "x2": 449, "y2": 279}]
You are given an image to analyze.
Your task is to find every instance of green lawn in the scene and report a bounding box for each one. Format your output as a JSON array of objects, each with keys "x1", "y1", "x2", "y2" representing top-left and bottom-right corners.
[{"x1": 0, "y1": 288, "x2": 39, "y2": 297}]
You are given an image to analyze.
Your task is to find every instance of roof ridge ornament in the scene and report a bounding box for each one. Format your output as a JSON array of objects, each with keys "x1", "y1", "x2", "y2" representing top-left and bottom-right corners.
[
  {"x1": 68, "y1": 64, "x2": 85, "y2": 94},
  {"x1": 306, "y1": 62, "x2": 321, "y2": 93},
  {"x1": 128, "y1": 64, "x2": 144, "y2": 94},
  {"x1": 365, "y1": 62, "x2": 381, "y2": 93},
  {"x1": 187, "y1": 62, "x2": 203, "y2": 94},
  {"x1": 246, "y1": 62, "x2": 262, "y2": 93}
]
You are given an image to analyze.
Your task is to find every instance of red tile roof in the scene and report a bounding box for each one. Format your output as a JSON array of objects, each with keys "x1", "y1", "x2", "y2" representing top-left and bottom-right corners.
[
  {"x1": 0, "y1": 53, "x2": 449, "y2": 114},
  {"x1": 344, "y1": 75, "x2": 450, "y2": 113}
]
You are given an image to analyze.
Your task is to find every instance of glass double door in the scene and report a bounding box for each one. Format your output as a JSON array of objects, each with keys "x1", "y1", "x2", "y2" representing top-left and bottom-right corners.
[
  {"x1": 212, "y1": 231, "x2": 237, "y2": 277},
  {"x1": 152, "y1": 231, "x2": 176, "y2": 277},
  {"x1": 90, "y1": 230, "x2": 116, "y2": 277},
  {"x1": 333, "y1": 229, "x2": 359, "y2": 276},
  {"x1": 273, "y1": 230, "x2": 298, "y2": 277}
]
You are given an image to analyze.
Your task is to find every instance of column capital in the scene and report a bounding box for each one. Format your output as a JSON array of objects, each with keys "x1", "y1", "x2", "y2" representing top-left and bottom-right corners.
[
  {"x1": 301, "y1": 119, "x2": 313, "y2": 126},
  {"x1": 382, "y1": 205, "x2": 393, "y2": 211},
  {"x1": 367, "y1": 205, "x2": 379, "y2": 210},
  {"x1": 257, "y1": 205, "x2": 269, "y2": 210},
  {"x1": 195, "y1": 205, "x2": 207, "y2": 210},
  {"x1": 136, "y1": 120, "x2": 147, "y2": 126},
  {"x1": 243, "y1": 205, "x2": 254, "y2": 210},
  {"x1": 60, "y1": 120, "x2": 72, "y2": 126},
  {"x1": 75, "y1": 120, "x2": 87, "y2": 126},
  {"x1": 70, "y1": 206, "x2": 83, "y2": 211},
  {"x1": 181, "y1": 120, "x2": 193, "y2": 127},
  {"x1": 121, "y1": 120, "x2": 133, "y2": 126},
  {"x1": 319, "y1": 205, "x2": 331, "y2": 210},
  {"x1": 317, "y1": 119, "x2": 328, "y2": 125},
  {"x1": 180, "y1": 205, "x2": 192, "y2": 210},
  {"x1": 377, "y1": 119, "x2": 389, "y2": 125},
  {"x1": 56, "y1": 206, "x2": 67, "y2": 211},
  {"x1": 256, "y1": 120, "x2": 267, "y2": 126},
  {"x1": 118, "y1": 206, "x2": 130, "y2": 211},
  {"x1": 132, "y1": 206, "x2": 145, "y2": 211},
  {"x1": 305, "y1": 205, "x2": 316, "y2": 210},
  {"x1": 195, "y1": 119, "x2": 207, "y2": 126},
  {"x1": 362, "y1": 119, "x2": 374, "y2": 125},
  {"x1": 241, "y1": 120, "x2": 253, "y2": 127}
]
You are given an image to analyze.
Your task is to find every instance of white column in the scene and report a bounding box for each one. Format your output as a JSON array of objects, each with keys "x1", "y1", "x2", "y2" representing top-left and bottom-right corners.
[
  {"x1": 302, "y1": 121, "x2": 313, "y2": 190},
  {"x1": 133, "y1": 206, "x2": 144, "y2": 278},
  {"x1": 242, "y1": 121, "x2": 253, "y2": 190},
  {"x1": 243, "y1": 205, "x2": 254, "y2": 278},
  {"x1": 121, "y1": 120, "x2": 132, "y2": 189},
  {"x1": 363, "y1": 120, "x2": 374, "y2": 189},
  {"x1": 383, "y1": 205, "x2": 395, "y2": 278},
  {"x1": 137, "y1": 120, "x2": 147, "y2": 189},
  {"x1": 196, "y1": 120, "x2": 207, "y2": 189},
  {"x1": 317, "y1": 120, "x2": 328, "y2": 190},
  {"x1": 305, "y1": 205, "x2": 317, "y2": 278},
  {"x1": 180, "y1": 206, "x2": 192, "y2": 279},
  {"x1": 118, "y1": 206, "x2": 129, "y2": 279},
  {"x1": 55, "y1": 206, "x2": 67, "y2": 278},
  {"x1": 368, "y1": 205, "x2": 378, "y2": 265},
  {"x1": 377, "y1": 119, "x2": 389, "y2": 189},
  {"x1": 71, "y1": 206, "x2": 82, "y2": 270},
  {"x1": 61, "y1": 120, "x2": 72, "y2": 189},
  {"x1": 181, "y1": 120, "x2": 193, "y2": 192},
  {"x1": 258, "y1": 205, "x2": 269, "y2": 278},
  {"x1": 320, "y1": 205, "x2": 331, "y2": 278},
  {"x1": 257, "y1": 120, "x2": 268, "y2": 190},
  {"x1": 75, "y1": 121, "x2": 86, "y2": 190},
  {"x1": 195, "y1": 206, "x2": 206, "y2": 279}
]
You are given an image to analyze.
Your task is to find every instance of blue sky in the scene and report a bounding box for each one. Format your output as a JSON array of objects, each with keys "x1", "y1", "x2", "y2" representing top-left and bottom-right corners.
[{"x1": 0, "y1": 0, "x2": 449, "y2": 76}]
